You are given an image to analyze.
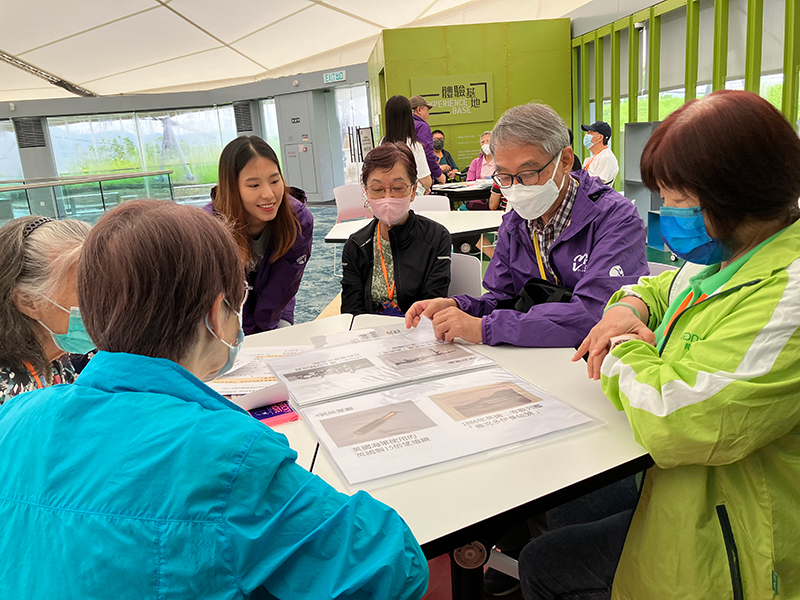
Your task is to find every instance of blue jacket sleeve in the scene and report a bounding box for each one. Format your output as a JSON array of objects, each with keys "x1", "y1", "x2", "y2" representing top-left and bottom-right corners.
[
  {"x1": 481, "y1": 211, "x2": 647, "y2": 347},
  {"x1": 224, "y1": 430, "x2": 429, "y2": 599}
]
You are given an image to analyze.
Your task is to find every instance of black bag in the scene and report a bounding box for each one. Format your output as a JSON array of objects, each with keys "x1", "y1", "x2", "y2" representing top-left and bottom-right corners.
[{"x1": 495, "y1": 277, "x2": 573, "y2": 312}]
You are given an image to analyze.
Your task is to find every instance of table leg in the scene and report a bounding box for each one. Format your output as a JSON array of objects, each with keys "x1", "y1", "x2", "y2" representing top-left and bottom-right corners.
[{"x1": 449, "y1": 541, "x2": 489, "y2": 600}]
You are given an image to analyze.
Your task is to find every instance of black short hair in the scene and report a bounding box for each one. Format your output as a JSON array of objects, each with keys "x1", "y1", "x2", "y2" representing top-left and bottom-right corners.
[{"x1": 431, "y1": 130, "x2": 444, "y2": 137}]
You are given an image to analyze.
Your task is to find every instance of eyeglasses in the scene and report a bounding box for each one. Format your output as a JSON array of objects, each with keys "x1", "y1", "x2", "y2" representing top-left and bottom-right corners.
[
  {"x1": 365, "y1": 183, "x2": 413, "y2": 199},
  {"x1": 491, "y1": 154, "x2": 558, "y2": 189}
]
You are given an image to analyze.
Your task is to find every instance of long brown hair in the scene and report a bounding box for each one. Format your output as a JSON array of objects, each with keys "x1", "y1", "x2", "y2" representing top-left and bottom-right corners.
[{"x1": 213, "y1": 136, "x2": 300, "y2": 265}]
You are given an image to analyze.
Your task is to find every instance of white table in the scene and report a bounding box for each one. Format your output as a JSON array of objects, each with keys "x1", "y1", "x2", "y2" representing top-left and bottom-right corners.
[
  {"x1": 324, "y1": 210, "x2": 504, "y2": 244},
  {"x1": 244, "y1": 314, "x2": 352, "y2": 471},
  {"x1": 246, "y1": 314, "x2": 651, "y2": 600},
  {"x1": 316, "y1": 316, "x2": 650, "y2": 544}
]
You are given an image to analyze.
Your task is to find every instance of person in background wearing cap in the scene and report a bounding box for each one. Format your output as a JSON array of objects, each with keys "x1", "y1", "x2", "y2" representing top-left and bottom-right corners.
[
  {"x1": 410, "y1": 95, "x2": 446, "y2": 185},
  {"x1": 582, "y1": 121, "x2": 619, "y2": 185}
]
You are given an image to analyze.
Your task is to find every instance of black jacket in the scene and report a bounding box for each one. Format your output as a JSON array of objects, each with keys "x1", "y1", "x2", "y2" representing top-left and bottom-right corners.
[{"x1": 341, "y1": 211, "x2": 452, "y2": 315}]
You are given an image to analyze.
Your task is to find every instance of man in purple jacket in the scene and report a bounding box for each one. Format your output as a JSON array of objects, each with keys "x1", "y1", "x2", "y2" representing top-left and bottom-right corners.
[
  {"x1": 405, "y1": 102, "x2": 647, "y2": 348},
  {"x1": 410, "y1": 95, "x2": 446, "y2": 185}
]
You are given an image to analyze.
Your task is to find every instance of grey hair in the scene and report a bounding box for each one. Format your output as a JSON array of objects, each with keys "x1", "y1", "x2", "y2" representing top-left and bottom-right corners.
[
  {"x1": 480, "y1": 130, "x2": 492, "y2": 140},
  {"x1": 0, "y1": 217, "x2": 91, "y2": 374},
  {"x1": 490, "y1": 103, "x2": 571, "y2": 158}
]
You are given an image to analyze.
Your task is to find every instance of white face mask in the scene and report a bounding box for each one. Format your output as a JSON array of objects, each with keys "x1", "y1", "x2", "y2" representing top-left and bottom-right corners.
[
  {"x1": 503, "y1": 151, "x2": 566, "y2": 220},
  {"x1": 481, "y1": 144, "x2": 492, "y2": 155}
]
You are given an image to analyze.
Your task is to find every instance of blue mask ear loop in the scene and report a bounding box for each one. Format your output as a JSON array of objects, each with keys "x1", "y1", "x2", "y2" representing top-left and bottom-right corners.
[{"x1": 204, "y1": 300, "x2": 242, "y2": 350}]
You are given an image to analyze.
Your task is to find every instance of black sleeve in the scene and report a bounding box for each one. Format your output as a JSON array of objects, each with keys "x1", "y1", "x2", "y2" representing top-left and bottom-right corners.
[
  {"x1": 420, "y1": 227, "x2": 453, "y2": 300},
  {"x1": 447, "y1": 151, "x2": 458, "y2": 171},
  {"x1": 340, "y1": 239, "x2": 368, "y2": 315}
]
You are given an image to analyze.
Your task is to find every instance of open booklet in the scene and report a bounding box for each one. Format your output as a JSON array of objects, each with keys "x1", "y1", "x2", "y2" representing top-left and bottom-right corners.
[
  {"x1": 269, "y1": 318, "x2": 596, "y2": 484},
  {"x1": 268, "y1": 318, "x2": 495, "y2": 407},
  {"x1": 206, "y1": 346, "x2": 310, "y2": 410},
  {"x1": 302, "y1": 366, "x2": 594, "y2": 484}
]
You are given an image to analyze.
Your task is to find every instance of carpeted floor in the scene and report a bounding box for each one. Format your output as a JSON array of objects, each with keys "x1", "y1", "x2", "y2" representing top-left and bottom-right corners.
[{"x1": 294, "y1": 205, "x2": 342, "y2": 324}]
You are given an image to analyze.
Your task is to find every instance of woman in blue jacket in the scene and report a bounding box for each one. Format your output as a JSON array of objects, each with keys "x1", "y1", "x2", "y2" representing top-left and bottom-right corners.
[
  {"x1": 205, "y1": 135, "x2": 313, "y2": 334},
  {"x1": 0, "y1": 200, "x2": 428, "y2": 599}
]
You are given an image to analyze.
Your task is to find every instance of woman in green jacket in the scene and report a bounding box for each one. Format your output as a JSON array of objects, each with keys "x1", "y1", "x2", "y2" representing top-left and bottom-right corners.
[{"x1": 519, "y1": 90, "x2": 800, "y2": 599}]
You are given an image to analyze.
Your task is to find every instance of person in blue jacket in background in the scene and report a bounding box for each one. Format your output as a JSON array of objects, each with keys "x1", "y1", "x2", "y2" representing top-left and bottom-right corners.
[
  {"x1": 205, "y1": 135, "x2": 313, "y2": 334},
  {"x1": 0, "y1": 199, "x2": 428, "y2": 600}
]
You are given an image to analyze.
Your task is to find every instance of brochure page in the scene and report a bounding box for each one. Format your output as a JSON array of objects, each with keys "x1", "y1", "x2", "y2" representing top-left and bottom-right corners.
[
  {"x1": 301, "y1": 367, "x2": 595, "y2": 484},
  {"x1": 206, "y1": 346, "x2": 311, "y2": 410},
  {"x1": 270, "y1": 324, "x2": 495, "y2": 407},
  {"x1": 310, "y1": 323, "x2": 405, "y2": 349}
]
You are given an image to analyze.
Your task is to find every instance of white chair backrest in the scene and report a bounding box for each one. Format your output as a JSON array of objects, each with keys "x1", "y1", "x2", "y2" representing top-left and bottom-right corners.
[
  {"x1": 448, "y1": 253, "x2": 483, "y2": 297},
  {"x1": 648, "y1": 261, "x2": 678, "y2": 276},
  {"x1": 412, "y1": 195, "x2": 450, "y2": 211},
  {"x1": 334, "y1": 184, "x2": 371, "y2": 223}
]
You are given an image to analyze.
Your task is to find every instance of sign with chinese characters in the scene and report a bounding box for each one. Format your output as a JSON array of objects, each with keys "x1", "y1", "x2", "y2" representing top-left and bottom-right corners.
[
  {"x1": 410, "y1": 73, "x2": 494, "y2": 125},
  {"x1": 324, "y1": 69, "x2": 347, "y2": 84}
]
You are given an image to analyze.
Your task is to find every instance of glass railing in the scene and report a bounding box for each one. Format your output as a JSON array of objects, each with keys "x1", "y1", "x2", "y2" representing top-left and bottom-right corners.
[{"x1": 0, "y1": 171, "x2": 173, "y2": 225}]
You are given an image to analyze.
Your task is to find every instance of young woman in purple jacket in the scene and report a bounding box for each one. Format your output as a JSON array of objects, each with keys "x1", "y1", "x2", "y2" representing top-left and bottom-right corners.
[{"x1": 205, "y1": 136, "x2": 313, "y2": 334}]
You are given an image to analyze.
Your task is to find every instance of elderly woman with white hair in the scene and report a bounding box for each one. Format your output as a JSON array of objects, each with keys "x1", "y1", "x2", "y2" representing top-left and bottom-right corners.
[
  {"x1": 0, "y1": 216, "x2": 93, "y2": 403},
  {"x1": 466, "y1": 130, "x2": 495, "y2": 181}
]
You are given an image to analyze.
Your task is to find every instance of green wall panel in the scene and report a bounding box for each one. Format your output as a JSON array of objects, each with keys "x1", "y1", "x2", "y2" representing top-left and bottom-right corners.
[
  {"x1": 367, "y1": 19, "x2": 572, "y2": 166},
  {"x1": 507, "y1": 20, "x2": 570, "y2": 53},
  {"x1": 383, "y1": 28, "x2": 446, "y2": 60}
]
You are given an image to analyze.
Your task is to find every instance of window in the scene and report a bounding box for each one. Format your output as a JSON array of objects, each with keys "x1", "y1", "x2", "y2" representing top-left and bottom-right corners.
[
  {"x1": 48, "y1": 113, "x2": 141, "y2": 177},
  {"x1": 334, "y1": 84, "x2": 370, "y2": 185},
  {"x1": 0, "y1": 120, "x2": 23, "y2": 181},
  {"x1": 261, "y1": 98, "x2": 283, "y2": 168}
]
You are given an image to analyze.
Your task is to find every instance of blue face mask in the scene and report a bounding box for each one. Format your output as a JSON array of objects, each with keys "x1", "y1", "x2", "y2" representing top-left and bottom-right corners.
[
  {"x1": 38, "y1": 298, "x2": 96, "y2": 355},
  {"x1": 660, "y1": 205, "x2": 731, "y2": 265},
  {"x1": 583, "y1": 133, "x2": 595, "y2": 149},
  {"x1": 203, "y1": 300, "x2": 245, "y2": 381}
]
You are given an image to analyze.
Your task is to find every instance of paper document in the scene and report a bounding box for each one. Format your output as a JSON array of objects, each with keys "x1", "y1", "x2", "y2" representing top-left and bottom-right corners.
[
  {"x1": 302, "y1": 367, "x2": 595, "y2": 484},
  {"x1": 270, "y1": 320, "x2": 494, "y2": 407},
  {"x1": 311, "y1": 323, "x2": 405, "y2": 348},
  {"x1": 206, "y1": 346, "x2": 311, "y2": 409}
]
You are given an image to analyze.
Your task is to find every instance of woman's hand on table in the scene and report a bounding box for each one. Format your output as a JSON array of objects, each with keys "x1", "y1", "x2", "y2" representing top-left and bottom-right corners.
[
  {"x1": 405, "y1": 298, "x2": 458, "y2": 329},
  {"x1": 572, "y1": 302, "x2": 655, "y2": 380}
]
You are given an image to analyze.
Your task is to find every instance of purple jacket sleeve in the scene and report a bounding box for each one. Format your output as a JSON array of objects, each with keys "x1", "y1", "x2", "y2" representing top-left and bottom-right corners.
[
  {"x1": 477, "y1": 212, "x2": 647, "y2": 348},
  {"x1": 452, "y1": 218, "x2": 516, "y2": 318},
  {"x1": 247, "y1": 201, "x2": 314, "y2": 333},
  {"x1": 466, "y1": 156, "x2": 482, "y2": 182},
  {"x1": 414, "y1": 118, "x2": 443, "y2": 180}
]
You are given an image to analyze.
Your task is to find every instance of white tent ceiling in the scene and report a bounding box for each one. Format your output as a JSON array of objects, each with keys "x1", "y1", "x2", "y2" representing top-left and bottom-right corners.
[{"x1": 0, "y1": 0, "x2": 593, "y2": 103}]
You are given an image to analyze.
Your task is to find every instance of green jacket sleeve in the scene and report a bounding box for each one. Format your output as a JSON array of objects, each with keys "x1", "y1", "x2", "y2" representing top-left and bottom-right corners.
[
  {"x1": 607, "y1": 269, "x2": 676, "y2": 330},
  {"x1": 224, "y1": 430, "x2": 428, "y2": 599},
  {"x1": 601, "y1": 274, "x2": 800, "y2": 470}
]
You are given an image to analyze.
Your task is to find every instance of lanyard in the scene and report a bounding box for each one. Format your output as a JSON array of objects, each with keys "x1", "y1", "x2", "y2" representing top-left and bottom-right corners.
[
  {"x1": 532, "y1": 231, "x2": 559, "y2": 285},
  {"x1": 584, "y1": 155, "x2": 595, "y2": 170},
  {"x1": 664, "y1": 290, "x2": 708, "y2": 335},
  {"x1": 377, "y1": 222, "x2": 395, "y2": 302},
  {"x1": 23, "y1": 360, "x2": 44, "y2": 389}
]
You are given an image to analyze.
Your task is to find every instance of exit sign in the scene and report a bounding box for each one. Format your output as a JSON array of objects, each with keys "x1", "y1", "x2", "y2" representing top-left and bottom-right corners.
[{"x1": 324, "y1": 70, "x2": 346, "y2": 84}]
